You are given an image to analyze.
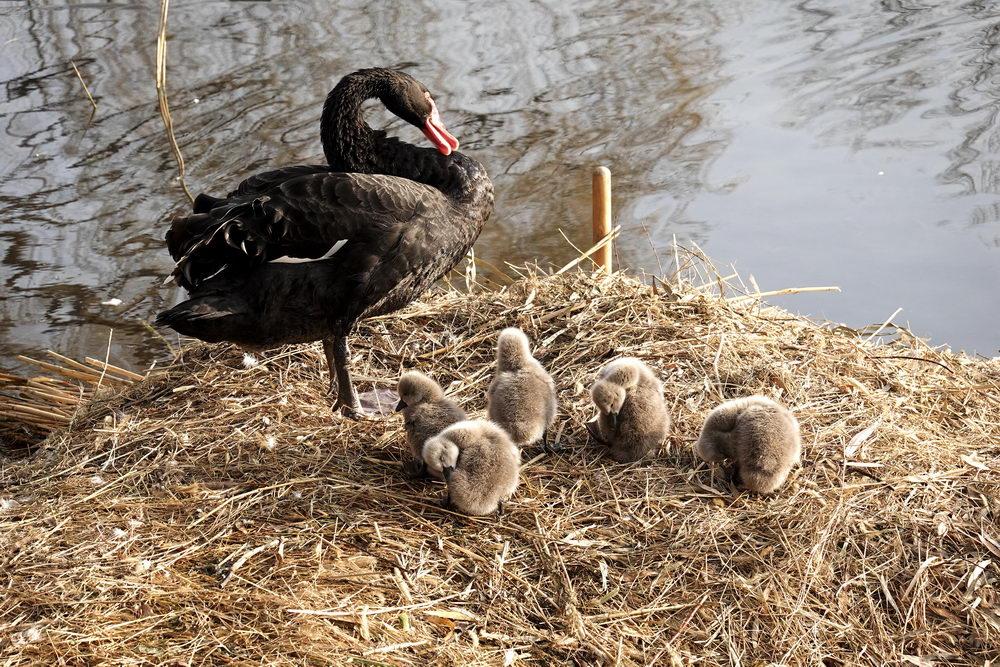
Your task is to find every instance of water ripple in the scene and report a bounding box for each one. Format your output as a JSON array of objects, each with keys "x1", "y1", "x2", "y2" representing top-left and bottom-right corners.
[{"x1": 0, "y1": 0, "x2": 998, "y2": 371}]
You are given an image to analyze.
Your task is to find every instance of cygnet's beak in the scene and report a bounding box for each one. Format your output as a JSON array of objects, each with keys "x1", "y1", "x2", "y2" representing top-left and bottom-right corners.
[
  {"x1": 394, "y1": 399, "x2": 406, "y2": 412},
  {"x1": 610, "y1": 412, "x2": 619, "y2": 429},
  {"x1": 442, "y1": 466, "x2": 455, "y2": 481}
]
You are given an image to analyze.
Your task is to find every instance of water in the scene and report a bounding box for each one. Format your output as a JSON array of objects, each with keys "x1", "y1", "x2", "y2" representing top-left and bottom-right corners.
[{"x1": 1, "y1": 0, "x2": 998, "y2": 377}]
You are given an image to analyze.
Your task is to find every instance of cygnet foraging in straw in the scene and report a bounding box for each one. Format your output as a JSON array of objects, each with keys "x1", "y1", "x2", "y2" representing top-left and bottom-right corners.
[
  {"x1": 422, "y1": 419, "x2": 520, "y2": 516},
  {"x1": 694, "y1": 395, "x2": 801, "y2": 493},
  {"x1": 395, "y1": 371, "x2": 466, "y2": 479},
  {"x1": 589, "y1": 357, "x2": 669, "y2": 463},
  {"x1": 487, "y1": 328, "x2": 558, "y2": 450}
]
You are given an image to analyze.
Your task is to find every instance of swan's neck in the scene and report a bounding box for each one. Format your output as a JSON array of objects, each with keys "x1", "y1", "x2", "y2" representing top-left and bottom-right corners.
[
  {"x1": 320, "y1": 71, "x2": 472, "y2": 198},
  {"x1": 320, "y1": 71, "x2": 387, "y2": 173}
]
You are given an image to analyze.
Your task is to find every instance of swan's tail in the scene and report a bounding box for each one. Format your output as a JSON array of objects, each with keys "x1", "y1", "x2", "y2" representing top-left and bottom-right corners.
[
  {"x1": 154, "y1": 263, "x2": 333, "y2": 349},
  {"x1": 164, "y1": 196, "x2": 283, "y2": 290},
  {"x1": 155, "y1": 292, "x2": 251, "y2": 344},
  {"x1": 193, "y1": 193, "x2": 225, "y2": 214}
]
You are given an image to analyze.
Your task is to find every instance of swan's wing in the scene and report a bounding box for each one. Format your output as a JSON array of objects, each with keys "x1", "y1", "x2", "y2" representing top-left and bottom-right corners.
[
  {"x1": 226, "y1": 164, "x2": 333, "y2": 199},
  {"x1": 191, "y1": 165, "x2": 333, "y2": 214},
  {"x1": 165, "y1": 171, "x2": 449, "y2": 290}
]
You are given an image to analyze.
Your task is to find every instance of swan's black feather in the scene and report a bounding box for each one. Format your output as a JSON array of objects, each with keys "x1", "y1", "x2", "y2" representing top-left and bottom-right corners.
[
  {"x1": 166, "y1": 171, "x2": 454, "y2": 290},
  {"x1": 225, "y1": 164, "x2": 332, "y2": 200},
  {"x1": 156, "y1": 68, "x2": 494, "y2": 408}
]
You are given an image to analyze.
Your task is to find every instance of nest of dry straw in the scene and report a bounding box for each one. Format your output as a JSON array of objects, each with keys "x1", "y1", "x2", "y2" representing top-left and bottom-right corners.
[{"x1": 2, "y1": 257, "x2": 998, "y2": 665}]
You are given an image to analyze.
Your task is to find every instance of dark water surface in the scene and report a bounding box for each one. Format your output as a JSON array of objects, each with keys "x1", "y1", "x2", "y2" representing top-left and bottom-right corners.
[{"x1": 1, "y1": 0, "x2": 998, "y2": 375}]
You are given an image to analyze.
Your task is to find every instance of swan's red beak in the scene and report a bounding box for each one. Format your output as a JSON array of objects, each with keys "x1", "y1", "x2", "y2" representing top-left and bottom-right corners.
[{"x1": 422, "y1": 98, "x2": 459, "y2": 156}]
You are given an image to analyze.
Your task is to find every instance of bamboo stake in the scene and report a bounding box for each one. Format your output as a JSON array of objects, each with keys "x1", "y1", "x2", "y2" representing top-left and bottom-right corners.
[
  {"x1": 592, "y1": 166, "x2": 612, "y2": 273},
  {"x1": 18, "y1": 388, "x2": 79, "y2": 407},
  {"x1": 47, "y1": 350, "x2": 112, "y2": 379},
  {"x1": 0, "y1": 403, "x2": 70, "y2": 423}
]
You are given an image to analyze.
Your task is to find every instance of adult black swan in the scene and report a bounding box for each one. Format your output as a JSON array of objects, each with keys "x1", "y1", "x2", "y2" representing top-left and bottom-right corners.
[{"x1": 156, "y1": 68, "x2": 494, "y2": 415}]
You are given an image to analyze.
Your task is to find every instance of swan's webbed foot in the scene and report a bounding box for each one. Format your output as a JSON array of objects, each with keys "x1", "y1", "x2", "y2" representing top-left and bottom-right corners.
[
  {"x1": 327, "y1": 335, "x2": 394, "y2": 420},
  {"x1": 338, "y1": 396, "x2": 393, "y2": 422},
  {"x1": 336, "y1": 396, "x2": 378, "y2": 422},
  {"x1": 357, "y1": 388, "x2": 400, "y2": 417},
  {"x1": 336, "y1": 400, "x2": 361, "y2": 419}
]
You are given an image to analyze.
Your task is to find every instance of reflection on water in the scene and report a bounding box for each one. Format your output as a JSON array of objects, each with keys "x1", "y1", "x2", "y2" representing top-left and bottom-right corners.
[{"x1": 0, "y1": 0, "x2": 998, "y2": 374}]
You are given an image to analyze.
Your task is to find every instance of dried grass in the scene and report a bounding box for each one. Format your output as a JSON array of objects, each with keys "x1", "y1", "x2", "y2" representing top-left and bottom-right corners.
[
  {"x1": 69, "y1": 60, "x2": 98, "y2": 114},
  {"x1": 1, "y1": 250, "x2": 998, "y2": 665},
  {"x1": 155, "y1": 0, "x2": 193, "y2": 203}
]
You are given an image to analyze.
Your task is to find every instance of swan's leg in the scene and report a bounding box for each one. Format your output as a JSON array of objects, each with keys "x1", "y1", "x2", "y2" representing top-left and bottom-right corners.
[
  {"x1": 321, "y1": 338, "x2": 339, "y2": 398},
  {"x1": 331, "y1": 335, "x2": 361, "y2": 415}
]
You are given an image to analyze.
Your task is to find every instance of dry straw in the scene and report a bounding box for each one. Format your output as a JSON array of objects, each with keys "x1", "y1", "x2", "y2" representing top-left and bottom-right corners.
[
  {"x1": 69, "y1": 60, "x2": 98, "y2": 114},
  {"x1": 155, "y1": 0, "x2": 193, "y2": 203},
  {"x1": 1, "y1": 248, "x2": 997, "y2": 665}
]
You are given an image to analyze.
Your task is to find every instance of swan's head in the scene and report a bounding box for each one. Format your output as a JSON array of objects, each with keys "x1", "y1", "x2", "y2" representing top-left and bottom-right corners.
[
  {"x1": 381, "y1": 72, "x2": 460, "y2": 156},
  {"x1": 396, "y1": 370, "x2": 444, "y2": 411}
]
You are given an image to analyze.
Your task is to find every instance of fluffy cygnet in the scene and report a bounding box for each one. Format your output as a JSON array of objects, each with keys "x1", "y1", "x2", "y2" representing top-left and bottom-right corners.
[
  {"x1": 422, "y1": 419, "x2": 520, "y2": 516},
  {"x1": 590, "y1": 357, "x2": 669, "y2": 462},
  {"x1": 487, "y1": 327, "x2": 558, "y2": 450},
  {"x1": 396, "y1": 371, "x2": 466, "y2": 479},
  {"x1": 694, "y1": 395, "x2": 802, "y2": 493}
]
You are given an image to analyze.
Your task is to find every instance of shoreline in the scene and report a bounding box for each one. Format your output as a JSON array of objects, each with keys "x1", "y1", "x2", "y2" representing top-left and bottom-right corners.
[{"x1": 1, "y1": 257, "x2": 998, "y2": 664}]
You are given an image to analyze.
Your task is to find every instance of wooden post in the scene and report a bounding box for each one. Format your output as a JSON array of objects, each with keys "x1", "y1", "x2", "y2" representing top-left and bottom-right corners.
[{"x1": 592, "y1": 166, "x2": 612, "y2": 273}]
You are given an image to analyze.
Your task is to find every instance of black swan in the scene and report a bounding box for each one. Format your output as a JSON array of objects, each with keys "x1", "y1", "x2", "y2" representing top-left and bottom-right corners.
[{"x1": 156, "y1": 68, "x2": 494, "y2": 415}]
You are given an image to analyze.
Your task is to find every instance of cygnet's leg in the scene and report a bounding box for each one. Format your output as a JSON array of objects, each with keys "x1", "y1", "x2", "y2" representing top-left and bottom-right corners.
[
  {"x1": 728, "y1": 464, "x2": 744, "y2": 489},
  {"x1": 541, "y1": 429, "x2": 559, "y2": 454},
  {"x1": 402, "y1": 458, "x2": 427, "y2": 480},
  {"x1": 496, "y1": 500, "x2": 506, "y2": 516},
  {"x1": 585, "y1": 420, "x2": 605, "y2": 445},
  {"x1": 549, "y1": 428, "x2": 566, "y2": 453}
]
